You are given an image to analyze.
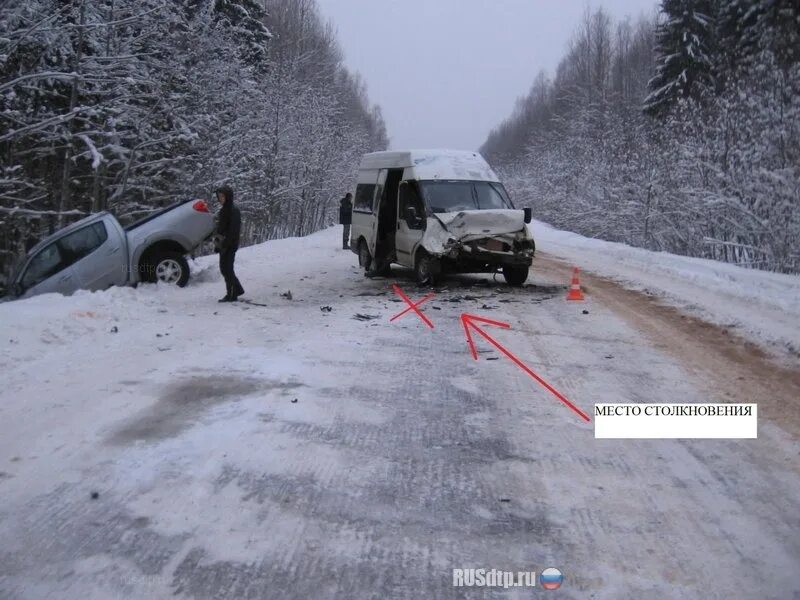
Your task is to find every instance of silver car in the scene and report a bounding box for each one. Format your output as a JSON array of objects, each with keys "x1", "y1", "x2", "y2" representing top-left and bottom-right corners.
[{"x1": 8, "y1": 199, "x2": 215, "y2": 299}]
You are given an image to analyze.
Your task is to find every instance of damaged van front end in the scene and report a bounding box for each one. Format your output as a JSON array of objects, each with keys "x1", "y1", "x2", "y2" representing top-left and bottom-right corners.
[{"x1": 422, "y1": 209, "x2": 535, "y2": 284}]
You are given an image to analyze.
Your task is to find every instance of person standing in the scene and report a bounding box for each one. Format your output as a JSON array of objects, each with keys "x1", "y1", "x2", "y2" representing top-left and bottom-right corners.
[
  {"x1": 339, "y1": 192, "x2": 353, "y2": 250},
  {"x1": 215, "y1": 185, "x2": 245, "y2": 302}
]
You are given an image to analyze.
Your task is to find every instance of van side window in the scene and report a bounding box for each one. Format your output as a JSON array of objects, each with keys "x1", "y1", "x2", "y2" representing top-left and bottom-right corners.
[
  {"x1": 58, "y1": 222, "x2": 108, "y2": 266},
  {"x1": 354, "y1": 184, "x2": 376, "y2": 213},
  {"x1": 399, "y1": 181, "x2": 426, "y2": 229}
]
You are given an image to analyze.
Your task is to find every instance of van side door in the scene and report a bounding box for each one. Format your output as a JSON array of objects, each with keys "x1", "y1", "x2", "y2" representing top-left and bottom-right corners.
[
  {"x1": 69, "y1": 218, "x2": 128, "y2": 290},
  {"x1": 395, "y1": 181, "x2": 426, "y2": 268},
  {"x1": 369, "y1": 169, "x2": 388, "y2": 256},
  {"x1": 351, "y1": 170, "x2": 380, "y2": 256}
]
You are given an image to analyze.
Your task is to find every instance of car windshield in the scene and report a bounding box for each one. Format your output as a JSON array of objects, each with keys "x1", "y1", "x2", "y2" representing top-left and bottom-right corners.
[
  {"x1": 419, "y1": 181, "x2": 514, "y2": 212},
  {"x1": 9, "y1": 253, "x2": 29, "y2": 286},
  {"x1": 10, "y1": 254, "x2": 26, "y2": 276}
]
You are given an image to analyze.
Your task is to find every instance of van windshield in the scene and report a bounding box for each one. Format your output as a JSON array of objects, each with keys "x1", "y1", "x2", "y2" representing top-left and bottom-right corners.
[{"x1": 419, "y1": 180, "x2": 514, "y2": 213}]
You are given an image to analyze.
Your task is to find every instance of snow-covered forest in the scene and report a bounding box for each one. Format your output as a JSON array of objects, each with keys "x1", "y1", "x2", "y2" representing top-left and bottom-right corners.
[
  {"x1": 0, "y1": 0, "x2": 387, "y2": 284},
  {"x1": 482, "y1": 0, "x2": 799, "y2": 273}
]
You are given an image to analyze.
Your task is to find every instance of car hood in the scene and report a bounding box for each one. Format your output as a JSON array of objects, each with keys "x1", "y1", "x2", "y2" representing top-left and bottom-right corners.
[{"x1": 434, "y1": 209, "x2": 526, "y2": 238}]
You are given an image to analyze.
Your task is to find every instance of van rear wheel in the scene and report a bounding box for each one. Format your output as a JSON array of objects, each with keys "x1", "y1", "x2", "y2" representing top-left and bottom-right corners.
[
  {"x1": 502, "y1": 265, "x2": 528, "y2": 287},
  {"x1": 358, "y1": 240, "x2": 372, "y2": 272}
]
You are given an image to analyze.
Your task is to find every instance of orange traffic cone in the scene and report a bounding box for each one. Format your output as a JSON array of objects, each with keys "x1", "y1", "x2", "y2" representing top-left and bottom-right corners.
[{"x1": 566, "y1": 267, "x2": 585, "y2": 301}]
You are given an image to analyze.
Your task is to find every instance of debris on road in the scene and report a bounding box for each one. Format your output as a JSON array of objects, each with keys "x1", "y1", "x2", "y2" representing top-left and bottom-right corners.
[
  {"x1": 353, "y1": 313, "x2": 380, "y2": 321},
  {"x1": 240, "y1": 299, "x2": 269, "y2": 307},
  {"x1": 281, "y1": 290, "x2": 293, "y2": 300}
]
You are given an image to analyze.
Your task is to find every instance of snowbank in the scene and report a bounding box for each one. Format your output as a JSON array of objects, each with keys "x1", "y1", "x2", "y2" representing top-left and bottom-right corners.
[{"x1": 530, "y1": 220, "x2": 800, "y2": 358}]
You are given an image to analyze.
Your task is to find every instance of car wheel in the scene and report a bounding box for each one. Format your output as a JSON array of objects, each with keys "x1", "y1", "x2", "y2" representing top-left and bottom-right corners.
[
  {"x1": 502, "y1": 265, "x2": 528, "y2": 286},
  {"x1": 358, "y1": 240, "x2": 372, "y2": 272},
  {"x1": 154, "y1": 252, "x2": 190, "y2": 287},
  {"x1": 415, "y1": 252, "x2": 439, "y2": 286}
]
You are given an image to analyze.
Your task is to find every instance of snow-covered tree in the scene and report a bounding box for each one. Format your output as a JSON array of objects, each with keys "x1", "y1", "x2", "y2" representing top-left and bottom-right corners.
[
  {"x1": 644, "y1": 0, "x2": 718, "y2": 115},
  {"x1": 0, "y1": 0, "x2": 387, "y2": 286},
  {"x1": 481, "y1": 1, "x2": 799, "y2": 273}
]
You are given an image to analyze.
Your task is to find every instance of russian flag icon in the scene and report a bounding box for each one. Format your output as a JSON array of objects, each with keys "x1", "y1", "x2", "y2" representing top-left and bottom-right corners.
[{"x1": 540, "y1": 567, "x2": 563, "y2": 590}]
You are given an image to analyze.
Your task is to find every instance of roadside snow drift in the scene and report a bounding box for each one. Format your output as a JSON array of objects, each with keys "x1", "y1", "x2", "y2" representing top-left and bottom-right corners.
[{"x1": 530, "y1": 219, "x2": 800, "y2": 359}]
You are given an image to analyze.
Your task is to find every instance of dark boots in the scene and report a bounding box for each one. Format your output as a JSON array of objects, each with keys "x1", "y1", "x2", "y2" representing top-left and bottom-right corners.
[{"x1": 220, "y1": 282, "x2": 244, "y2": 303}]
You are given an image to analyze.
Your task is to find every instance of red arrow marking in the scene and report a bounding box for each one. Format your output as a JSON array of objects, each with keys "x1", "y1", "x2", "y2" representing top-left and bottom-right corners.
[
  {"x1": 391, "y1": 284, "x2": 434, "y2": 329},
  {"x1": 390, "y1": 292, "x2": 435, "y2": 322},
  {"x1": 460, "y1": 313, "x2": 590, "y2": 422},
  {"x1": 460, "y1": 313, "x2": 510, "y2": 360}
]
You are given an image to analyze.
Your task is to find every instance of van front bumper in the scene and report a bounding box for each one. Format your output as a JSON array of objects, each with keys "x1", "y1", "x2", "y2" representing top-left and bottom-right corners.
[{"x1": 439, "y1": 238, "x2": 534, "y2": 267}]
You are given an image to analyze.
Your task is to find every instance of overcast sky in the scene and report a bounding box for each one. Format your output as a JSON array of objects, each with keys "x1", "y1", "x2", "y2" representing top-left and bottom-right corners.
[{"x1": 315, "y1": 0, "x2": 659, "y2": 151}]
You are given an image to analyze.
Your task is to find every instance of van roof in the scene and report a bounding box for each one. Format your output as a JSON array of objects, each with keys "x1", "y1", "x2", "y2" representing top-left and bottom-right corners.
[{"x1": 359, "y1": 149, "x2": 499, "y2": 182}]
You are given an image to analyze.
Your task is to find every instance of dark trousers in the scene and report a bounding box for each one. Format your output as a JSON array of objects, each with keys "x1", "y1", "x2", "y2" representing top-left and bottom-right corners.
[
  {"x1": 219, "y1": 248, "x2": 244, "y2": 298},
  {"x1": 342, "y1": 224, "x2": 351, "y2": 248}
]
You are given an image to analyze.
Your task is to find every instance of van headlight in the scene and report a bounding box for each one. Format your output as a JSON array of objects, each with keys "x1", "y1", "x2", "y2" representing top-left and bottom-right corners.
[{"x1": 444, "y1": 237, "x2": 460, "y2": 258}]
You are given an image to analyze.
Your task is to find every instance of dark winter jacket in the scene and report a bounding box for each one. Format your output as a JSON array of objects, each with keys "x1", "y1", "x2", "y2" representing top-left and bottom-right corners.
[
  {"x1": 339, "y1": 197, "x2": 353, "y2": 225},
  {"x1": 217, "y1": 187, "x2": 241, "y2": 250}
]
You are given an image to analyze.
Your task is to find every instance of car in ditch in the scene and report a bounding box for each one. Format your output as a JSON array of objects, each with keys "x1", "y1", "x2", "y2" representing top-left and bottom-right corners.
[
  {"x1": 6, "y1": 198, "x2": 215, "y2": 299},
  {"x1": 349, "y1": 150, "x2": 535, "y2": 285}
]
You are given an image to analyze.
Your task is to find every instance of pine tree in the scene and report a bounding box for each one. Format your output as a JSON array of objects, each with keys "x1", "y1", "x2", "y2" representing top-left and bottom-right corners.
[
  {"x1": 754, "y1": 0, "x2": 799, "y2": 67},
  {"x1": 717, "y1": 0, "x2": 763, "y2": 66},
  {"x1": 644, "y1": 0, "x2": 718, "y2": 115}
]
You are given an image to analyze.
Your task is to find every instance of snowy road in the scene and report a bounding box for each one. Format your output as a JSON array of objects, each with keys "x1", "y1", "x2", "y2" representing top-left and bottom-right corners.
[{"x1": 1, "y1": 227, "x2": 799, "y2": 599}]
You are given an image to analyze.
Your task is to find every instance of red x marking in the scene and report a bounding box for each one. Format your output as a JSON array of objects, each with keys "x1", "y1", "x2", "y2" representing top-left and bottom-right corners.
[{"x1": 390, "y1": 284, "x2": 435, "y2": 329}]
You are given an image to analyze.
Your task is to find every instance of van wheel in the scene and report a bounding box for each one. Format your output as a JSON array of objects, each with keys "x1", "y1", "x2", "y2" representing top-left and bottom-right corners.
[
  {"x1": 358, "y1": 240, "x2": 372, "y2": 272},
  {"x1": 415, "y1": 252, "x2": 439, "y2": 286},
  {"x1": 154, "y1": 252, "x2": 190, "y2": 287},
  {"x1": 502, "y1": 265, "x2": 528, "y2": 287}
]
